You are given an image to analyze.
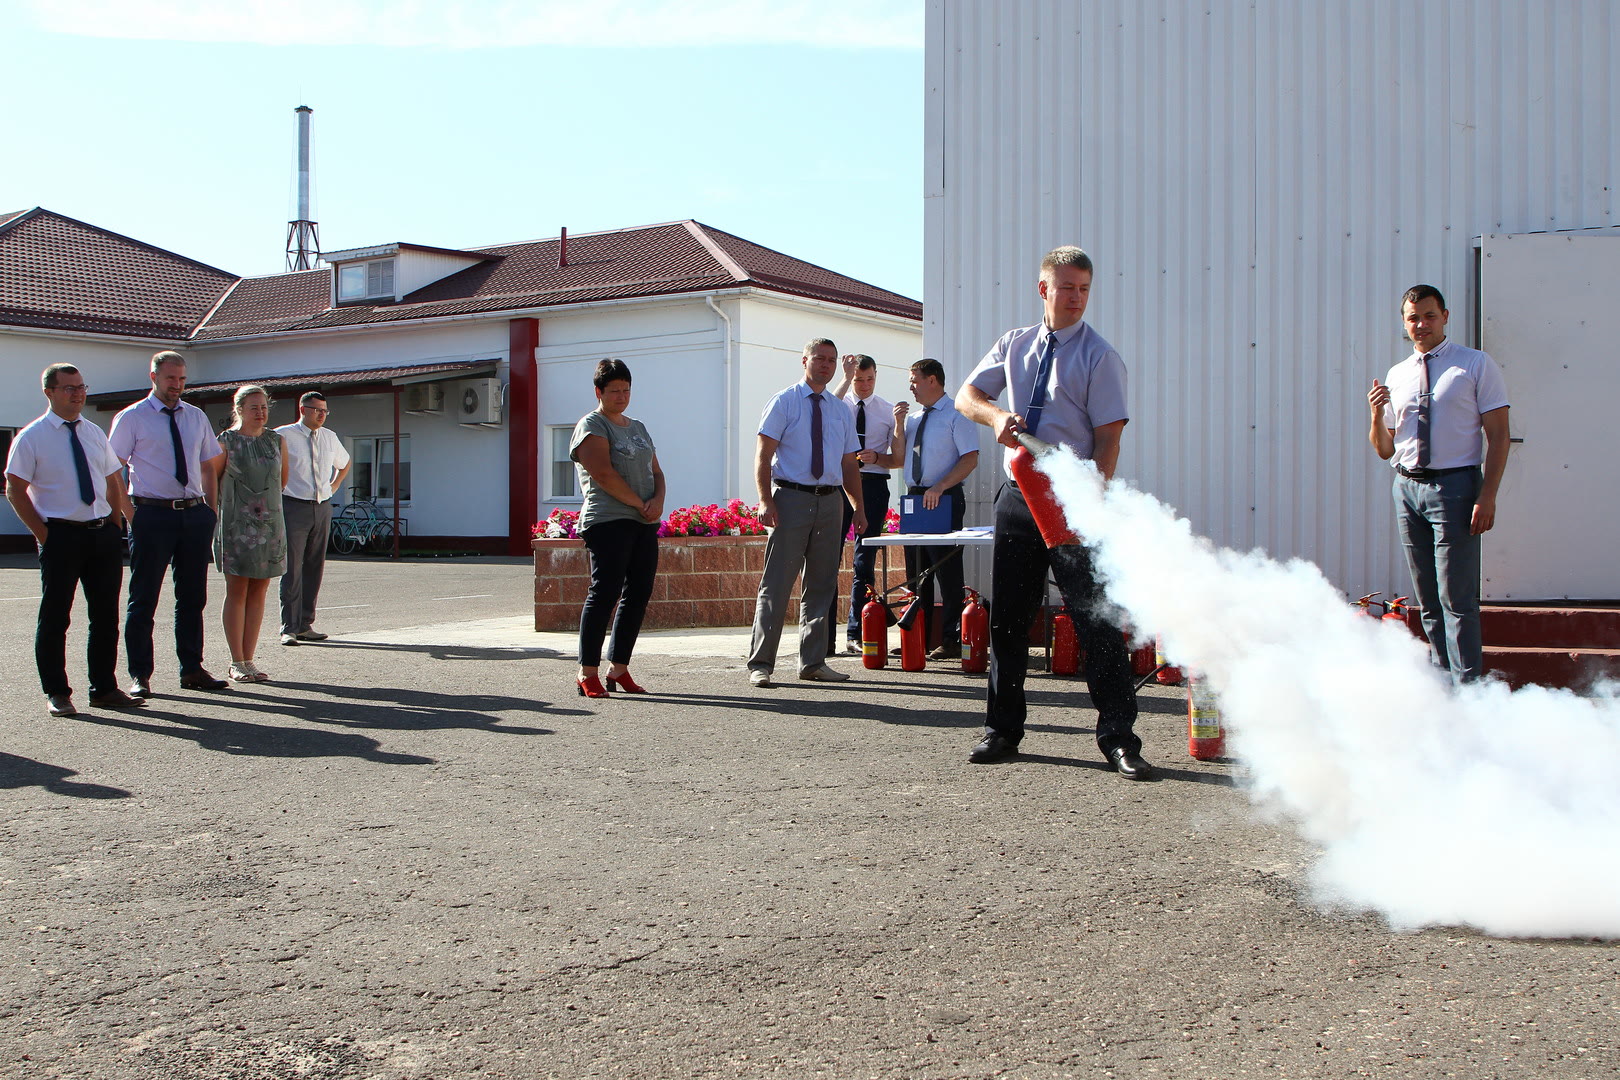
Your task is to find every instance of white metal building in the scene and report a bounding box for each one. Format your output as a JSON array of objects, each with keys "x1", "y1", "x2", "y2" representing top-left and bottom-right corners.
[{"x1": 925, "y1": 0, "x2": 1619, "y2": 600}]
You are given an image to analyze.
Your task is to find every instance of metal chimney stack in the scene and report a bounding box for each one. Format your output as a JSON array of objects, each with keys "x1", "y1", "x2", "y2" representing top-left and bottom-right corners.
[{"x1": 284, "y1": 105, "x2": 322, "y2": 271}]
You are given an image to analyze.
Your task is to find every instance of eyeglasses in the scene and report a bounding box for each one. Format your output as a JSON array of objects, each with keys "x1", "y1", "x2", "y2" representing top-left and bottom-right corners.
[
  {"x1": 302, "y1": 406, "x2": 329, "y2": 415},
  {"x1": 51, "y1": 384, "x2": 89, "y2": 394}
]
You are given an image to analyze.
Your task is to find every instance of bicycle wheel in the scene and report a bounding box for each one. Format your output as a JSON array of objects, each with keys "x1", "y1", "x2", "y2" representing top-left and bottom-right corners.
[
  {"x1": 366, "y1": 520, "x2": 397, "y2": 555},
  {"x1": 331, "y1": 524, "x2": 359, "y2": 554}
]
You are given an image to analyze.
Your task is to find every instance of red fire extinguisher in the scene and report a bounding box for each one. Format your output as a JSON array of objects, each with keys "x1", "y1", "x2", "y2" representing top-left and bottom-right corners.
[
  {"x1": 1127, "y1": 634, "x2": 1156, "y2": 676},
  {"x1": 960, "y1": 588, "x2": 988, "y2": 674},
  {"x1": 860, "y1": 586, "x2": 888, "y2": 670},
  {"x1": 896, "y1": 590, "x2": 927, "y2": 672},
  {"x1": 1186, "y1": 676, "x2": 1225, "y2": 761},
  {"x1": 1051, "y1": 610, "x2": 1080, "y2": 675},
  {"x1": 1351, "y1": 592, "x2": 1384, "y2": 618},
  {"x1": 1154, "y1": 635, "x2": 1183, "y2": 685}
]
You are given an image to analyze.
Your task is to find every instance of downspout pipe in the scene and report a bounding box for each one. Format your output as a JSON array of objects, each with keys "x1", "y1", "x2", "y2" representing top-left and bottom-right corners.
[{"x1": 705, "y1": 295, "x2": 735, "y2": 501}]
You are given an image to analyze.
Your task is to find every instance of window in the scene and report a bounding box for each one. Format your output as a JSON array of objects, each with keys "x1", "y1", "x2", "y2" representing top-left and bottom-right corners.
[
  {"x1": 548, "y1": 426, "x2": 578, "y2": 500},
  {"x1": 351, "y1": 435, "x2": 411, "y2": 502},
  {"x1": 336, "y1": 258, "x2": 395, "y2": 301}
]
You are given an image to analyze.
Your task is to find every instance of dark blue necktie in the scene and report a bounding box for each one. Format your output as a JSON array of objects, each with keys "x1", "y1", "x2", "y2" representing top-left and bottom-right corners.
[
  {"x1": 1025, "y1": 332, "x2": 1057, "y2": 437},
  {"x1": 911, "y1": 405, "x2": 931, "y2": 486},
  {"x1": 64, "y1": 419, "x2": 95, "y2": 505},
  {"x1": 163, "y1": 405, "x2": 188, "y2": 487},
  {"x1": 856, "y1": 399, "x2": 867, "y2": 445},
  {"x1": 809, "y1": 393, "x2": 825, "y2": 480},
  {"x1": 1416, "y1": 352, "x2": 1434, "y2": 469}
]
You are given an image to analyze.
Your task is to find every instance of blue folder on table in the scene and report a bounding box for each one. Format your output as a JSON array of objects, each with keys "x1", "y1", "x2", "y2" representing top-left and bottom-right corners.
[{"x1": 898, "y1": 493, "x2": 955, "y2": 534}]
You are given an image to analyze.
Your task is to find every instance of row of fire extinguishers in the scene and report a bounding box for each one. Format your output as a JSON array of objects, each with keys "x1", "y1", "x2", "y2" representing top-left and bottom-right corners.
[{"x1": 858, "y1": 584, "x2": 1226, "y2": 762}]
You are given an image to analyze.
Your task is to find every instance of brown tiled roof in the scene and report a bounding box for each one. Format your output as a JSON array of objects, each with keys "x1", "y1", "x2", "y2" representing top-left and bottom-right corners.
[
  {"x1": 195, "y1": 220, "x2": 920, "y2": 340},
  {"x1": 0, "y1": 208, "x2": 236, "y2": 339}
]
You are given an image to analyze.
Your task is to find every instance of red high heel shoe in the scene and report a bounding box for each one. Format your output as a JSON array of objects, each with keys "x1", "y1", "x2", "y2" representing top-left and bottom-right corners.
[
  {"x1": 604, "y1": 672, "x2": 647, "y2": 694},
  {"x1": 576, "y1": 674, "x2": 610, "y2": 698}
]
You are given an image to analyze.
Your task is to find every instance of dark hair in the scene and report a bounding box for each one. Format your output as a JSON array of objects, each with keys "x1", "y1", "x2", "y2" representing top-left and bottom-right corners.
[
  {"x1": 593, "y1": 359, "x2": 632, "y2": 390},
  {"x1": 1401, "y1": 284, "x2": 1447, "y2": 311},
  {"x1": 42, "y1": 363, "x2": 80, "y2": 391},
  {"x1": 853, "y1": 354, "x2": 876, "y2": 371},
  {"x1": 150, "y1": 349, "x2": 186, "y2": 373},
  {"x1": 911, "y1": 357, "x2": 946, "y2": 384},
  {"x1": 803, "y1": 338, "x2": 837, "y2": 357},
  {"x1": 299, "y1": 391, "x2": 327, "y2": 408}
]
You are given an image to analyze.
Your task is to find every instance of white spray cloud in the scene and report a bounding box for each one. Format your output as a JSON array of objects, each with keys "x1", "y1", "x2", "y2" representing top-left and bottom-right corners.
[
  {"x1": 1037, "y1": 446, "x2": 1620, "y2": 939},
  {"x1": 21, "y1": 0, "x2": 923, "y2": 49}
]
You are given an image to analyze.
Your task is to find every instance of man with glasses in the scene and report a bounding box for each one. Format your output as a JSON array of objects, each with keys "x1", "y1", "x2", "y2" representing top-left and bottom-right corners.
[
  {"x1": 109, "y1": 350, "x2": 227, "y2": 696},
  {"x1": 275, "y1": 391, "x2": 351, "y2": 646},
  {"x1": 5, "y1": 364, "x2": 143, "y2": 716},
  {"x1": 1368, "y1": 284, "x2": 1511, "y2": 682}
]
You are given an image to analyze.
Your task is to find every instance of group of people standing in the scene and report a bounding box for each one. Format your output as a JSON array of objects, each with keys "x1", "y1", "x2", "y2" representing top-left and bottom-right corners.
[
  {"x1": 569, "y1": 245, "x2": 1511, "y2": 784},
  {"x1": 6, "y1": 350, "x2": 351, "y2": 716}
]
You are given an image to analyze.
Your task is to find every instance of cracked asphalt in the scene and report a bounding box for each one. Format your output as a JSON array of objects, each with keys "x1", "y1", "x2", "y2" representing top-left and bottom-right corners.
[{"x1": 2, "y1": 554, "x2": 1616, "y2": 1079}]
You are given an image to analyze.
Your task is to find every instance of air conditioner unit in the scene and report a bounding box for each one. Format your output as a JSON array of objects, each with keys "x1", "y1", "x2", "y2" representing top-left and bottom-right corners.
[
  {"x1": 457, "y1": 377, "x2": 503, "y2": 425},
  {"x1": 403, "y1": 383, "x2": 444, "y2": 414}
]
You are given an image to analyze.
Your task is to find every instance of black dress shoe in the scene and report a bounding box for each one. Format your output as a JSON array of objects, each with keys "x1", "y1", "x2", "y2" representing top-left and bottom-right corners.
[
  {"x1": 1108, "y1": 747, "x2": 1154, "y2": 780},
  {"x1": 128, "y1": 678, "x2": 152, "y2": 699},
  {"x1": 969, "y1": 731, "x2": 1019, "y2": 764},
  {"x1": 179, "y1": 668, "x2": 229, "y2": 691}
]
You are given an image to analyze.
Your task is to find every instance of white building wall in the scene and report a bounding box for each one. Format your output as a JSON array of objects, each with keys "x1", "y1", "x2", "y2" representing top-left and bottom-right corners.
[{"x1": 925, "y1": 0, "x2": 1619, "y2": 595}]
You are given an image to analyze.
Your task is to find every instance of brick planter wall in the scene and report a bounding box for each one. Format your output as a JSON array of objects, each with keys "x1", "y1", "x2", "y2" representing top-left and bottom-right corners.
[{"x1": 533, "y1": 535, "x2": 899, "y2": 632}]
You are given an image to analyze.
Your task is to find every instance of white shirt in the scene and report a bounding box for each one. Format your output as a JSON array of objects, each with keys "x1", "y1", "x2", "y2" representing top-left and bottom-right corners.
[
  {"x1": 5, "y1": 410, "x2": 122, "y2": 521},
  {"x1": 276, "y1": 421, "x2": 352, "y2": 501},
  {"x1": 1381, "y1": 339, "x2": 1510, "y2": 470},
  {"x1": 841, "y1": 391, "x2": 896, "y2": 476},
  {"x1": 108, "y1": 395, "x2": 222, "y2": 500}
]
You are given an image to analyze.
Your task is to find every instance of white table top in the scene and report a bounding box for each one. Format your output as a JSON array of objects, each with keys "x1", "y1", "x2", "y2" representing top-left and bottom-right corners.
[{"x1": 862, "y1": 526, "x2": 994, "y2": 548}]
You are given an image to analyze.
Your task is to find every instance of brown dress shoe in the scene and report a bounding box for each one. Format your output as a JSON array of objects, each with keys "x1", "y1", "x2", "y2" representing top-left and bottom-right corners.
[{"x1": 89, "y1": 689, "x2": 146, "y2": 709}]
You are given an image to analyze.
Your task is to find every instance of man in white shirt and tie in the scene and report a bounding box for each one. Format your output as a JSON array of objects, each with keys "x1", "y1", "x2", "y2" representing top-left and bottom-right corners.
[
  {"x1": 275, "y1": 391, "x2": 352, "y2": 646},
  {"x1": 6, "y1": 364, "x2": 143, "y2": 716},
  {"x1": 829, "y1": 353, "x2": 897, "y2": 654}
]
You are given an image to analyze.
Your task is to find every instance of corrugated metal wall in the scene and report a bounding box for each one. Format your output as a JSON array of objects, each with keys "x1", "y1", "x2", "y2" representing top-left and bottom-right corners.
[{"x1": 925, "y1": 0, "x2": 1618, "y2": 595}]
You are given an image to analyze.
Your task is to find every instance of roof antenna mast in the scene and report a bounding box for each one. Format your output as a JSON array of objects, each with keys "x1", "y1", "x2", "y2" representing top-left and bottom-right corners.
[{"x1": 284, "y1": 105, "x2": 322, "y2": 271}]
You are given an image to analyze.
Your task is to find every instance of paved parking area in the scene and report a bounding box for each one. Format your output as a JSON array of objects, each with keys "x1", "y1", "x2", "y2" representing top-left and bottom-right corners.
[{"x1": 1, "y1": 555, "x2": 1615, "y2": 1078}]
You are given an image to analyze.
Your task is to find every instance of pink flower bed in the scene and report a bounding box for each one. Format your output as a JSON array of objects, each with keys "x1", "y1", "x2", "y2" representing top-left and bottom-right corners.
[{"x1": 534, "y1": 499, "x2": 901, "y2": 541}]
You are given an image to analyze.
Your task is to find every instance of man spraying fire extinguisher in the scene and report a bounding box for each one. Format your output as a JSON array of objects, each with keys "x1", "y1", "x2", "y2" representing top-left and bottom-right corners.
[{"x1": 955, "y1": 245, "x2": 1152, "y2": 780}]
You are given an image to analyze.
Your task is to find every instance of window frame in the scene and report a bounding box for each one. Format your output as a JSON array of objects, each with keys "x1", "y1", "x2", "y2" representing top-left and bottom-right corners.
[
  {"x1": 349, "y1": 433, "x2": 412, "y2": 506},
  {"x1": 547, "y1": 424, "x2": 581, "y2": 502}
]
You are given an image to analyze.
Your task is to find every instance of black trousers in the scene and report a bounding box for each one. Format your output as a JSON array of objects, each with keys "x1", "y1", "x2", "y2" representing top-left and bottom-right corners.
[
  {"x1": 578, "y1": 518, "x2": 660, "y2": 668},
  {"x1": 902, "y1": 484, "x2": 966, "y2": 648},
  {"x1": 829, "y1": 472, "x2": 890, "y2": 648},
  {"x1": 125, "y1": 503, "x2": 216, "y2": 680},
  {"x1": 36, "y1": 521, "x2": 124, "y2": 697},
  {"x1": 987, "y1": 483, "x2": 1139, "y2": 755}
]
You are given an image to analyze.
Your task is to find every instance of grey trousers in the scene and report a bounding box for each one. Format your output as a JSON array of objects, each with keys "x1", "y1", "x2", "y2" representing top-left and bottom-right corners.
[
  {"x1": 280, "y1": 497, "x2": 333, "y2": 635},
  {"x1": 748, "y1": 487, "x2": 844, "y2": 674},
  {"x1": 1394, "y1": 468, "x2": 1483, "y2": 682}
]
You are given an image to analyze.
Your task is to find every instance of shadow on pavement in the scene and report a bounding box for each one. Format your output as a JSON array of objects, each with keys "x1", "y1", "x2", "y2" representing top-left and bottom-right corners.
[
  {"x1": 0, "y1": 752, "x2": 132, "y2": 799},
  {"x1": 71, "y1": 708, "x2": 438, "y2": 765},
  {"x1": 244, "y1": 682, "x2": 571, "y2": 733},
  {"x1": 1011, "y1": 751, "x2": 1235, "y2": 785},
  {"x1": 309, "y1": 640, "x2": 562, "y2": 661}
]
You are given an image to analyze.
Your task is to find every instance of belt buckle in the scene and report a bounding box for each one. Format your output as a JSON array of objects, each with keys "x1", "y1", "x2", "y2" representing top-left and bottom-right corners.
[{"x1": 172, "y1": 498, "x2": 188, "y2": 510}]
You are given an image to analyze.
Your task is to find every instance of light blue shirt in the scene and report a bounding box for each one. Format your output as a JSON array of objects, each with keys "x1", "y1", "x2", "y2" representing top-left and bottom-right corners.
[
  {"x1": 902, "y1": 397, "x2": 979, "y2": 489},
  {"x1": 758, "y1": 380, "x2": 860, "y2": 486},
  {"x1": 965, "y1": 319, "x2": 1130, "y2": 476},
  {"x1": 108, "y1": 394, "x2": 223, "y2": 500}
]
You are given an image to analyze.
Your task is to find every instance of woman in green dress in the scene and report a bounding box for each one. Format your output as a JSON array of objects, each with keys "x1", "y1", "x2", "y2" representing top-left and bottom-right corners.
[{"x1": 211, "y1": 385, "x2": 289, "y2": 682}]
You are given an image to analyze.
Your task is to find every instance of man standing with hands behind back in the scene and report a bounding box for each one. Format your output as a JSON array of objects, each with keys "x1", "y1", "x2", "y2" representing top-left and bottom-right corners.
[
  {"x1": 6, "y1": 364, "x2": 143, "y2": 717},
  {"x1": 1368, "y1": 284, "x2": 1510, "y2": 683},
  {"x1": 277, "y1": 391, "x2": 351, "y2": 646},
  {"x1": 109, "y1": 350, "x2": 227, "y2": 696},
  {"x1": 956, "y1": 246, "x2": 1149, "y2": 778},
  {"x1": 747, "y1": 338, "x2": 866, "y2": 688}
]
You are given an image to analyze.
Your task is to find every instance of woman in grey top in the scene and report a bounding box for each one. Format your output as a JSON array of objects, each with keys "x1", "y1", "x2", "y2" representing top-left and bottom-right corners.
[{"x1": 570, "y1": 359, "x2": 665, "y2": 698}]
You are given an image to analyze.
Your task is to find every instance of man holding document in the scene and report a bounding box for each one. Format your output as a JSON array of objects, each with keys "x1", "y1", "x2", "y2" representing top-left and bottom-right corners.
[{"x1": 887, "y1": 358, "x2": 978, "y2": 660}]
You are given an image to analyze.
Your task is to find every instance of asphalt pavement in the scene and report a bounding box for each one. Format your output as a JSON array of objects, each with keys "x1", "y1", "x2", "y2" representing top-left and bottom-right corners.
[{"x1": 1, "y1": 554, "x2": 1615, "y2": 1079}]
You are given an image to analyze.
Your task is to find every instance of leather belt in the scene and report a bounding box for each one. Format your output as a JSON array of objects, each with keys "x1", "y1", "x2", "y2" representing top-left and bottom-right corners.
[
  {"x1": 133, "y1": 496, "x2": 206, "y2": 509},
  {"x1": 46, "y1": 517, "x2": 109, "y2": 529},
  {"x1": 1395, "y1": 465, "x2": 1475, "y2": 481},
  {"x1": 775, "y1": 481, "x2": 840, "y2": 496}
]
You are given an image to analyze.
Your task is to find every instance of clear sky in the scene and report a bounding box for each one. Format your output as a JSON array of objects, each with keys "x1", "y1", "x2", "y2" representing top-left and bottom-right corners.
[{"x1": 2, "y1": 0, "x2": 924, "y2": 299}]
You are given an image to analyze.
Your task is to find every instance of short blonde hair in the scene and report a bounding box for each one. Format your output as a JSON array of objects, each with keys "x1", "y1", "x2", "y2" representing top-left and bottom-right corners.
[
  {"x1": 151, "y1": 350, "x2": 186, "y2": 374},
  {"x1": 1039, "y1": 246, "x2": 1093, "y2": 281}
]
